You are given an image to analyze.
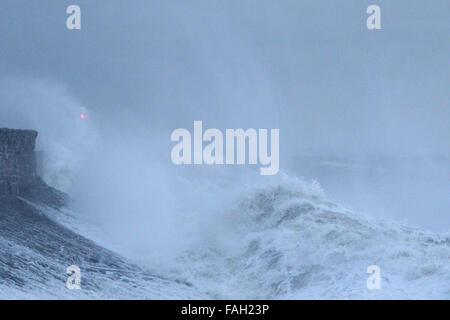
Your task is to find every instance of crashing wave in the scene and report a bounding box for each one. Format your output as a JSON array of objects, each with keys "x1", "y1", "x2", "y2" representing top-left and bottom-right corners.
[{"x1": 174, "y1": 176, "x2": 449, "y2": 299}]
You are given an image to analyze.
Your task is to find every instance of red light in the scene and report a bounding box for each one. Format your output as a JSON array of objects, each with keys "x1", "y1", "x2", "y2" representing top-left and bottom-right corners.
[{"x1": 80, "y1": 113, "x2": 85, "y2": 119}]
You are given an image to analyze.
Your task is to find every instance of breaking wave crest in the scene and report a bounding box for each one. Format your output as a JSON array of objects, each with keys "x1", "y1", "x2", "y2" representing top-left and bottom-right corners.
[
  {"x1": 1, "y1": 78, "x2": 447, "y2": 299},
  {"x1": 170, "y1": 175, "x2": 450, "y2": 299}
]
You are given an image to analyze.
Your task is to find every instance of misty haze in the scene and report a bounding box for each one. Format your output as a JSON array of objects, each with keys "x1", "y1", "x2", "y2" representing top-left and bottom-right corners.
[{"x1": 0, "y1": 1, "x2": 448, "y2": 300}]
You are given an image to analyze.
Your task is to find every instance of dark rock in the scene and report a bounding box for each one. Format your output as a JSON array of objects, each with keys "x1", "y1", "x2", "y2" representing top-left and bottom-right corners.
[
  {"x1": 0, "y1": 128, "x2": 38, "y2": 195},
  {"x1": 0, "y1": 128, "x2": 66, "y2": 207}
]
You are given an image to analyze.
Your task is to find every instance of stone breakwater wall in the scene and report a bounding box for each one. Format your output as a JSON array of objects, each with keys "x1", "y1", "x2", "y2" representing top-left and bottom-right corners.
[{"x1": 0, "y1": 128, "x2": 38, "y2": 194}]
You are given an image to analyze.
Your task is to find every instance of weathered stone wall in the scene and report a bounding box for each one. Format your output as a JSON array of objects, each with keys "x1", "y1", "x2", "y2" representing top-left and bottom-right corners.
[{"x1": 0, "y1": 128, "x2": 38, "y2": 194}]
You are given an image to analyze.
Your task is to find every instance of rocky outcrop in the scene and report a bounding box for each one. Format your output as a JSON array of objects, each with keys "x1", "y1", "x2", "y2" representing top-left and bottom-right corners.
[
  {"x1": 0, "y1": 128, "x2": 66, "y2": 208},
  {"x1": 0, "y1": 128, "x2": 38, "y2": 195}
]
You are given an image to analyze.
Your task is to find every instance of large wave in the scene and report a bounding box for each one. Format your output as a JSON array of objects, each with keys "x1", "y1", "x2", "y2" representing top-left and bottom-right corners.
[
  {"x1": 166, "y1": 175, "x2": 449, "y2": 299},
  {"x1": 1, "y1": 78, "x2": 448, "y2": 299}
]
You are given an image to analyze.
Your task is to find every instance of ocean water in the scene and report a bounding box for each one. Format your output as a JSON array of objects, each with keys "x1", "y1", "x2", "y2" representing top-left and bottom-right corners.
[{"x1": 3, "y1": 172, "x2": 447, "y2": 299}]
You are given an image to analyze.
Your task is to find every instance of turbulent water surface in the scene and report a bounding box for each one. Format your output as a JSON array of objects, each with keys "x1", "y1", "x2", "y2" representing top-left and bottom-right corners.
[{"x1": 1, "y1": 174, "x2": 448, "y2": 299}]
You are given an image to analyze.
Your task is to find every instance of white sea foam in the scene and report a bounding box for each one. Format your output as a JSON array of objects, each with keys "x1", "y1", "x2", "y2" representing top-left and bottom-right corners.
[{"x1": 163, "y1": 175, "x2": 450, "y2": 299}]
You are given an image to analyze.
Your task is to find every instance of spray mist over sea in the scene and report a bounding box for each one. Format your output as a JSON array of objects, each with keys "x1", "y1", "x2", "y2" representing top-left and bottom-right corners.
[{"x1": 0, "y1": 1, "x2": 448, "y2": 299}]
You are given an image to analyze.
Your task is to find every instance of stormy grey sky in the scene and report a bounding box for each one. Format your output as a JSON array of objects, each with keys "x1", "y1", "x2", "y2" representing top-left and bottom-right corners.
[
  {"x1": 0, "y1": 1, "x2": 448, "y2": 234},
  {"x1": 1, "y1": 0, "x2": 448, "y2": 156}
]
